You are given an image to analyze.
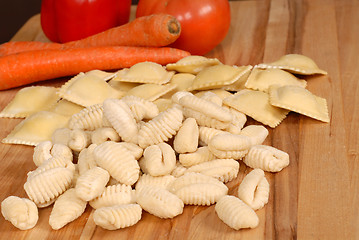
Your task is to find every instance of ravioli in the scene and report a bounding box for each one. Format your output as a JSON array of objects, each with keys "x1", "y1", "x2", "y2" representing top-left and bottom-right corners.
[
  {"x1": 0, "y1": 86, "x2": 59, "y2": 118},
  {"x1": 256, "y1": 54, "x2": 328, "y2": 75},
  {"x1": 58, "y1": 72, "x2": 124, "y2": 107},
  {"x1": 2, "y1": 111, "x2": 70, "y2": 146}
]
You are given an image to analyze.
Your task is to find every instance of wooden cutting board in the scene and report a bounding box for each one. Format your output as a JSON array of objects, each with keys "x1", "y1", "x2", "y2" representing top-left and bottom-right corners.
[{"x1": 1, "y1": 0, "x2": 358, "y2": 239}]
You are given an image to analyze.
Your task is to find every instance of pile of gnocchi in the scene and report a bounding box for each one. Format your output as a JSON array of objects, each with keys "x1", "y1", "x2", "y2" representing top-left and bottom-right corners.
[{"x1": 0, "y1": 54, "x2": 328, "y2": 231}]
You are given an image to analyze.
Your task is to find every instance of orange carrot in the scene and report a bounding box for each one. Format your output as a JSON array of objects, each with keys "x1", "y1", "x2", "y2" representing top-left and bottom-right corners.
[
  {"x1": 0, "y1": 41, "x2": 62, "y2": 57},
  {"x1": 0, "y1": 46, "x2": 190, "y2": 90},
  {"x1": 0, "y1": 14, "x2": 181, "y2": 56}
]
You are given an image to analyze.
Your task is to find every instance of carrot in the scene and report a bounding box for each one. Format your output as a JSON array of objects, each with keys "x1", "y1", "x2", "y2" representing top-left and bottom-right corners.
[
  {"x1": 0, "y1": 41, "x2": 62, "y2": 57},
  {"x1": 0, "y1": 46, "x2": 190, "y2": 90},
  {"x1": 0, "y1": 14, "x2": 181, "y2": 56}
]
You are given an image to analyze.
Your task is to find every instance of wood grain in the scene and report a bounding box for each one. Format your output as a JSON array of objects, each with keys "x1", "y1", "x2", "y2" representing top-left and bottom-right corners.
[{"x1": 0, "y1": 1, "x2": 358, "y2": 239}]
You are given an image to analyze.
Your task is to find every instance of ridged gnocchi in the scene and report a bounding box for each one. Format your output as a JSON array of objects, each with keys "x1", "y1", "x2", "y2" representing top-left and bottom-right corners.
[
  {"x1": 136, "y1": 186, "x2": 184, "y2": 219},
  {"x1": 75, "y1": 166, "x2": 110, "y2": 201},
  {"x1": 138, "y1": 106, "x2": 183, "y2": 148},
  {"x1": 24, "y1": 167, "x2": 74, "y2": 207},
  {"x1": 93, "y1": 204, "x2": 142, "y2": 230},
  {"x1": 168, "y1": 173, "x2": 228, "y2": 205},
  {"x1": 49, "y1": 188, "x2": 87, "y2": 230},
  {"x1": 103, "y1": 98, "x2": 139, "y2": 144},
  {"x1": 215, "y1": 195, "x2": 259, "y2": 230},
  {"x1": 93, "y1": 141, "x2": 140, "y2": 185},
  {"x1": 68, "y1": 104, "x2": 109, "y2": 130},
  {"x1": 208, "y1": 133, "x2": 252, "y2": 159},
  {"x1": 244, "y1": 145, "x2": 289, "y2": 172}
]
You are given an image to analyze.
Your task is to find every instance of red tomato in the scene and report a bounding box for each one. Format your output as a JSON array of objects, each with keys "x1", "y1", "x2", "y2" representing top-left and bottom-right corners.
[
  {"x1": 136, "y1": 0, "x2": 231, "y2": 55},
  {"x1": 41, "y1": 0, "x2": 132, "y2": 43}
]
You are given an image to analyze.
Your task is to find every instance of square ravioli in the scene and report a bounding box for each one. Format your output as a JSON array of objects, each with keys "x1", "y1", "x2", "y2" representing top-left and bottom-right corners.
[
  {"x1": 58, "y1": 72, "x2": 124, "y2": 107},
  {"x1": 269, "y1": 85, "x2": 330, "y2": 122},
  {"x1": 256, "y1": 54, "x2": 327, "y2": 75},
  {"x1": 245, "y1": 68, "x2": 307, "y2": 92},
  {"x1": 188, "y1": 65, "x2": 253, "y2": 91},
  {"x1": 223, "y1": 89, "x2": 289, "y2": 128},
  {"x1": 2, "y1": 111, "x2": 70, "y2": 146},
  {"x1": 0, "y1": 86, "x2": 59, "y2": 118}
]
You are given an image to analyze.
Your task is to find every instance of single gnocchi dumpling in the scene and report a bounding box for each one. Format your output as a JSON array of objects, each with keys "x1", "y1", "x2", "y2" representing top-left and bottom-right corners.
[
  {"x1": 186, "y1": 158, "x2": 240, "y2": 183},
  {"x1": 1, "y1": 196, "x2": 38, "y2": 230},
  {"x1": 168, "y1": 172, "x2": 228, "y2": 206},
  {"x1": 166, "y1": 55, "x2": 222, "y2": 74},
  {"x1": 93, "y1": 204, "x2": 142, "y2": 230},
  {"x1": 173, "y1": 117, "x2": 199, "y2": 154},
  {"x1": 75, "y1": 166, "x2": 110, "y2": 201},
  {"x1": 113, "y1": 61, "x2": 174, "y2": 85},
  {"x1": 138, "y1": 106, "x2": 183, "y2": 148},
  {"x1": 136, "y1": 186, "x2": 184, "y2": 219},
  {"x1": 103, "y1": 98, "x2": 139, "y2": 144},
  {"x1": 93, "y1": 141, "x2": 140, "y2": 185},
  {"x1": 68, "y1": 104, "x2": 110, "y2": 131},
  {"x1": 215, "y1": 195, "x2": 259, "y2": 230},
  {"x1": 244, "y1": 145, "x2": 289, "y2": 172},
  {"x1": 24, "y1": 167, "x2": 74, "y2": 207},
  {"x1": 49, "y1": 188, "x2": 87, "y2": 230},
  {"x1": 208, "y1": 133, "x2": 252, "y2": 160},
  {"x1": 237, "y1": 169, "x2": 269, "y2": 210},
  {"x1": 89, "y1": 184, "x2": 136, "y2": 209},
  {"x1": 140, "y1": 142, "x2": 176, "y2": 177}
]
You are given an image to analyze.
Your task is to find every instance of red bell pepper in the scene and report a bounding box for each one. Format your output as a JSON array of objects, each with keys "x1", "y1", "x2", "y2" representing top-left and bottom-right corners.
[{"x1": 40, "y1": 0, "x2": 132, "y2": 43}]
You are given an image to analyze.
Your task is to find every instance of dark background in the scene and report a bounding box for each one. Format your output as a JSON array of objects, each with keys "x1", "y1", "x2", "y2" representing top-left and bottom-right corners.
[{"x1": 0, "y1": 0, "x2": 140, "y2": 44}]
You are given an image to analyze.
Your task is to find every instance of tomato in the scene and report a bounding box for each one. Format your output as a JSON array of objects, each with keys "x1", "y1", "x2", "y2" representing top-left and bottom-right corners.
[
  {"x1": 136, "y1": 0, "x2": 231, "y2": 55},
  {"x1": 41, "y1": 0, "x2": 132, "y2": 43}
]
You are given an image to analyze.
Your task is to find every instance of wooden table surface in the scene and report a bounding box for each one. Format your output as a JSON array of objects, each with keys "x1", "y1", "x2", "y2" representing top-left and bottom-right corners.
[{"x1": 0, "y1": 0, "x2": 358, "y2": 239}]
